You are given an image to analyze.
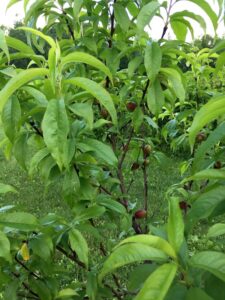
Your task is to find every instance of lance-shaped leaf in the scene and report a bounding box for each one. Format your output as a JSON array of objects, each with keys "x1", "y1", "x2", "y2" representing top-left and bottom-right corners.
[
  {"x1": 135, "y1": 263, "x2": 177, "y2": 300},
  {"x1": 61, "y1": 52, "x2": 112, "y2": 82},
  {"x1": 115, "y1": 235, "x2": 176, "y2": 259},
  {"x1": 69, "y1": 228, "x2": 89, "y2": 267},
  {"x1": 208, "y1": 223, "x2": 225, "y2": 238},
  {"x1": 167, "y1": 198, "x2": 184, "y2": 254},
  {"x1": 99, "y1": 244, "x2": 167, "y2": 283},
  {"x1": 78, "y1": 138, "x2": 117, "y2": 166},
  {"x1": 147, "y1": 79, "x2": 165, "y2": 115},
  {"x1": 65, "y1": 78, "x2": 117, "y2": 125},
  {"x1": 18, "y1": 27, "x2": 56, "y2": 49},
  {"x1": 189, "y1": 95, "x2": 225, "y2": 149},
  {"x1": 5, "y1": 36, "x2": 34, "y2": 54},
  {"x1": 187, "y1": 186, "x2": 225, "y2": 230},
  {"x1": 2, "y1": 96, "x2": 21, "y2": 142},
  {"x1": 114, "y1": 3, "x2": 130, "y2": 32},
  {"x1": 187, "y1": 0, "x2": 218, "y2": 31},
  {"x1": 190, "y1": 251, "x2": 225, "y2": 282},
  {"x1": 0, "y1": 29, "x2": 10, "y2": 62},
  {"x1": 144, "y1": 42, "x2": 162, "y2": 82},
  {"x1": 42, "y1": 98, "x2": 69, "y2": 170},
  {"x1": 0, "y1": 183, "x2": 17, "y2": 194},
  {"x1": 0, "y1": 212, "x2": 39, "y2": 231},
  {"x1": 69, "y1": 102, "x2": 93, "y2": 129},
  {"x1": 0, "y1": 68, "x2": 49, "y2": 112},
  {"x1": 0, "y1": 231, "x2": 11, "y2": 262},
  {"x1": 137, "y1": 1, "x2": 160, "y2": 31}
]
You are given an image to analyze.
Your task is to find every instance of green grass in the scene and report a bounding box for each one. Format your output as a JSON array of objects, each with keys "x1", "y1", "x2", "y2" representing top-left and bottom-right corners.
[
  {"x1": 0, "y1": 155, "x2": 70, "y2": 218},
  {"x1": 0, "y1": 152, "x2": 182, "y2": 220}
]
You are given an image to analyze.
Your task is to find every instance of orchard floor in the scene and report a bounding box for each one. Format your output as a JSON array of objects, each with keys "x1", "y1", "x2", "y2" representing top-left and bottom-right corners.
[{"x1": 0, "y1": 152, "x2": 182, "y2": 220}]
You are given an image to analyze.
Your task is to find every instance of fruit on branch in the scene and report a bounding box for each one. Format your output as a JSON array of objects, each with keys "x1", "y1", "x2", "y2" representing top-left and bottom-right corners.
[
  {"x1": 214, "y1": 161, "x2": 222, "y2": 169},
  {"x1": 126, "y1": 101, "x2": 137, "y2": 112},
  {"x1": 134, "y1": 209, "x2": 147, "y2": 219},
  {"x1": 131, "y1": 162, "x2": 140, "y2": 171},
  {"x1": 196, "y1": 132, "x2": 206, "y2": 143},
  {"x1": 179, "y1": 200, "x2": 191, "y2": 214},
  {"x1": 143, "y1": 144, "x2": 152, "y2": 157},
  {"x1": 100, "y1": 108, "x2": 109, "y2": 119}
]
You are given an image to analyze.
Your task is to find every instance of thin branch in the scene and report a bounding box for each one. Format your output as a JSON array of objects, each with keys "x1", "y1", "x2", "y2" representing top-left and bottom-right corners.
[
  {"x1": 12, "y1": 272, "x2": 39, "y2": 299},
  {"x1": 56, "y1": 245, "x2": 86, "y2": 269},
  {"x1": 62, "y1": 9, "x2": 75, "y2": 41},
  {"x1": 15, "y1": 254, "x2": 40, "y2": 280},
  {"x1": 161, "y1": 0, "x2": 174, "y2": 39}
]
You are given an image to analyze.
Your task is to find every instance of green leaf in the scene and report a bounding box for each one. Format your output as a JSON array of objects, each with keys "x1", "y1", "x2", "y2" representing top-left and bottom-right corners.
[
  {"x1": 144, "y1": 42, "x2": 162, "y2": 82},
  {"x1": 97, "y1": 195, "x2": 126, "y2": 215},
  {"x1": 187, "y1": 0, "x2": 218, "y2": 30},
  {"x1": 99, "y1": 244, "x2": 167, "y2": 283},
  {"x1": 69, "y1": 102, "x2": 93, "y2": 129},
  {"x1": 187, "y1": 169, "x2": 225, "y2": 182},
  {"x1": 192, "y1": 122, "x2": 225, "y2": 173},
  {"x1": 42, "y1": 98, "x2": 69, "y2": 170},
  {"x1": 63, "y1": 168, "x2": 80, "y2": 197},
  {"x1": 185, "y1": 288, "x2": 212, "y2": 300},
  {"x1": 0, "y1": 29, "x2": 10, "y2": 62},
  {"x1": 73, "y1": 0, "x2": 83, "y2": 21},
  {"x1": 215, "y1": 52, "x2": 225, "y2": 74},
  {"x1": 61, "y1": 52, "x2": 112, "y2": 82},
  {"x1": 128, "y1": 264, "x2": 157, "y2": 291},
  {"x1": 13, "y1": 131, "x2": 28, "y2": 169},
  {"x1": 170, "y1": 19, "x2": 188, "y2": 41},
  {"x1": 56, "y1": 289, "x2": 78, "y2": 299},
  {"x1": 69, "y1": 228, "x2": 88, "y2": 267},
  {"x1": 167, "y1": 198, "x2": 184, "y2": 254},
  {"x1": 0, "y1": 231, "x2": 11, "y2": 262},
  {"x1": 65, "y1": 78, "x2": 117, "y2": 125},
  {"x1": 74, "y1": 205, "x2": 106, "y2": 222},
  {"x1": 115, "y1": 235, "x2": 177, "y2": 259},
  {"x1": 137, "y1": 2, "x2": 160, "y2": 31},
  {"x1": 0, "y1": 212, "x2": 39, "y2": 231},
  {"x1": 29, "y1": 148, "x2": 50, "y2": 175},
  {"x1": 208, "y1": 223, "x2": 225, "y2": 238},
  {"x1": 0, "y1": 68, "x2": 49, "y2": 112},
  {"x1": 29, "y1": 234, "x2": 53, "y2": 261},
  {"x1": 187, "y1": 186, "x2": 225, "y2": 230},
  {"x1": 79, "y1": 138, "x2": 117, "y2": 167},
  {"x1": 114, "y1": 3, "x2": 130, "y2": 32},
  {"x1": 189, "y1": 95, "x2": 225, "y2": 148},
  {"x1": 2, "y1": 96, "x2": 21, "y2": 142},
  {"x1": 132, "y1": 107, "x2": 144, "y2": 132},
  {"x1": 160, "y1": 68, "x2": 185, "y2": 103},
  {"x1": 171, "y1": 11, "x2": 206, "y2": 32},
  {"x1": 134, "y1": 263, "x2": 177, "y2": 300},
  {"x1": 147, "y1": 79, "x2": 165, "y2": 115},
  {"x1": 0, "y1": 183, "x2": 16, "y2": 194},
  {"x1": 18, "y1": 27, "x2": 56, "y2": 49},
  {"x1": 5, "y1": 36, "x2": 34, "y2": 54},
  {"x1": 190, "y1": 251, "x2": 225, "y2": 282}
]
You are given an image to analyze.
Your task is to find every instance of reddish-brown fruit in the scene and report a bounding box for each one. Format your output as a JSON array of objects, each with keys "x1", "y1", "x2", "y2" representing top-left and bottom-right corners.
[
  {"x1": 143, "y1": 145, "x2": 152, "y2": 157},
  {"x1": 126, "y1": 101, "x2": 137, "y2": 112},
  {"x1": 131, "y1": 162, "x2": 140, "y2": 171},
  {"x1": 214, "y1": 161, "x2": 222, "y2": 169},
  {"x1": 100, "y1": 108, "x2": 108, "y2": 119},
  {"x1": 179, "y1": 201, "x2": 191, "y2": 214},
  {"x1": 196, "y1": 132, "x2": 206, "y2": 143},
  {"x1": 134, "y1": 209, "x2": 147, "y2": 219}
]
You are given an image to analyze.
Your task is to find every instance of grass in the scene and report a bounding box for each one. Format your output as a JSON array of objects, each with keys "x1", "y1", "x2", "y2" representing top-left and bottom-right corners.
[{"x1": 0, "y1": 150, "x2": 182, "y2": 220}]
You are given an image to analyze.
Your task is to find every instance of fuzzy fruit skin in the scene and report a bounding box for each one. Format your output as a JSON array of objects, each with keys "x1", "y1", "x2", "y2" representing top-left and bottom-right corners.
[
  {"x1": 214, "y1": 161, "x2": 222, "y2": 169},
  {"x1": 134, "y1": 209, "x2": 147, "y2": 219},
  {"x1": 196, "y1": 132, "x2": 206, "y2": 143},
  {"x1": 126, "y1": 101, "x2": 137, "y2": 112},
  {"x1": 131, "y1": 162, "x2": 140, "y2": 171},
  {"x1": 100, "y1": 108, "x2": 108, "y2": 119},
  {"x1": 143, "y1": 145, "x2": 152, "y2": 157}
]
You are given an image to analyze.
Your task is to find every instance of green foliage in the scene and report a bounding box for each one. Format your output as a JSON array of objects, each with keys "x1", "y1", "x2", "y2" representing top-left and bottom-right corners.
[{"x1": 0, "y1": 0, "x2": 225, "y2": 299}]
